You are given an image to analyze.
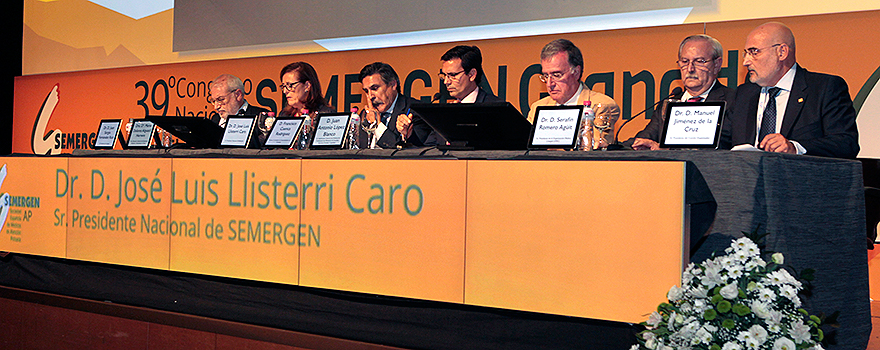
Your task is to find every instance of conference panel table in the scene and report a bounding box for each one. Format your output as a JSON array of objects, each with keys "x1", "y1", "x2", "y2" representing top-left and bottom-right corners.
[{"x1": 0, "y1": 148, "x2": 869, "y2": 350}]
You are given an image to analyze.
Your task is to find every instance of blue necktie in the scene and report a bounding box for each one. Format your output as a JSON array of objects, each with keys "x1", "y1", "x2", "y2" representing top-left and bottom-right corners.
[
  {"x1": 381, "y1": 112, "x2": 391, "y2": 126},
  {"x1": 758, "y1": 87, "x2": 781, "y2": 144}
]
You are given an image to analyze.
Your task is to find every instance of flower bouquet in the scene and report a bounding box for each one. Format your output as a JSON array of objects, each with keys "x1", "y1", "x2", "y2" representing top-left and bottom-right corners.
[{"x1": 631, "y1": 236, "x2": 827, "y2": 350}]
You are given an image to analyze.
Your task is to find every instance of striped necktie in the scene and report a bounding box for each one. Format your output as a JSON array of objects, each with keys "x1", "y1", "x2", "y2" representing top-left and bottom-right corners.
[{"x1": 758, "y1": 87, "x2": 781, "y2": 144}]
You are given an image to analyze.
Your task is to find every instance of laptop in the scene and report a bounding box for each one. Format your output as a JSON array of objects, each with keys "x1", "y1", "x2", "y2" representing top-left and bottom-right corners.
[
  {"x1": 408, "y1": 102, "x2": 531, "y2": 150},
  {"x1": 146, "y1": 115, "x2": 225, "y2": 149},
  {"x1": 659, "y1": 101, "x2": 726, "y2": 149}
]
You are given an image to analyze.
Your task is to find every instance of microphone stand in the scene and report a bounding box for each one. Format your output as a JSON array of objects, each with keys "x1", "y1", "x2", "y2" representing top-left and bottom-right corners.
[{"x1": 605, "y1": 87, "x2": 683, "y2": 150}]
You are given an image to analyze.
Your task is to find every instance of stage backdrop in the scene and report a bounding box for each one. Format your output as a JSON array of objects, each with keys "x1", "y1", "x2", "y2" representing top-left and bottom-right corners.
[{"x1": 13, "y1": 10, "x2": 880, "y2": 157}]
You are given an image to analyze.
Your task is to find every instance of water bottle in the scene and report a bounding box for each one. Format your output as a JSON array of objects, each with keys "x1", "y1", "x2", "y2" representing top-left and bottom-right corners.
[
  {"x1": 579, "y1": 101, "x2": 595, "y2": 151},
  {"x1": 348, "y1": 107, "x2": 360, "y2": 149},
  {"x1": 263, "y1": 111, "x2": 276, "y2": 132},
  {"x1": 297, "y1": 109, "x2": 311, "y2": 150}
]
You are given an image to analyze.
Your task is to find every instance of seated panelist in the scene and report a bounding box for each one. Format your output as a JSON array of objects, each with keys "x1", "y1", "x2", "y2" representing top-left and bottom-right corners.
[
  {"x1": 626, "y1": 34, "x2": 735, "y2": 151},
  {"x1": 359, "y1": 62, "x2": 430, "y2": 149},
  {"x1": 397, "y1": 45, "x2": 504, "y2": 146},
  {"x1": 278, "y1": 61, "x2": 334, "y2": 117},
  {"x1": 527, "y1": 39, "x2": 620, "y2": 150}
]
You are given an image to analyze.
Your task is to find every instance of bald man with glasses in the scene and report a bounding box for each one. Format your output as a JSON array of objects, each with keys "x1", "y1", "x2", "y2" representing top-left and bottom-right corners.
[{"x1": 724, "y1": 22, "x2": 858, "y2": 158}]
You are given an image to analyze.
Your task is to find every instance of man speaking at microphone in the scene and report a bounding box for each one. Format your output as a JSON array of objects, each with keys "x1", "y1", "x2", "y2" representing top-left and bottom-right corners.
[{"x1": 626, "y1": 34, "x2": 735, "y2": 150}]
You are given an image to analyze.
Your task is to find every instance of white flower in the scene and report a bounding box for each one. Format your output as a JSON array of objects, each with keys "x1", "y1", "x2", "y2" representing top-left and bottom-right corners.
[
  {"x1": 726, "y1": 263, "x2": 744, "y2": 279},
  {"x1": 722, "y1": 342, "x2": 743, "y2": 350},
  {"x1": 757, "y1": 287, "x2": 777, "y2": 303},
  {"x1": 668, "y1": 311, "x2": 678, "y2": 330},
  {"x1": 789, "y1": 320, "x2": 812, "y2": 344},
  {"x1": 750, "y1": 301, "x2": 772, "y2": 319},
  {"x1": 772, "y1": 337, "x2": 796, "y2": 350},
  {"x1": 694, "y1": 326, "x2": 714, "y2": 344},
  {"x1": 690, "y1": 286, "x2": 709, "y2": 299},
  {"x1": 771, "y1": 252, "x2": 785, "y2": 264},
  {"x1": 720, "y1": 283, "x2": 739, "y2": 299},
  {"x1": 678, "y1": 319, "x2": 699, "y2": 338},
  {"x1": 745, "y1": 257, "x2": 766, "y2": 271},
  {"x1": 731, "y1": 237, "x2": 760, "y2": 257},
  {"x1": 742, "y1": 334, "x2": 761, "y2": 349},
  {"x1": 701, "y1": 263, "x2": 725, "y2": 288},
  {"x1": 638, "y1": 236, "x2": 822, "y2": 350},
  {"x1": 748, "y1": 324, "x2": 768, "y2": 344},
  {"x1": 733, "y1": 249, "x2": 750, "y2": 263},
  {"x1": 647, "y1": 311, "x2": 663, "y2": 327},
  {"x1": 764, "y1": 270, "x2": 800, "y2": 288},
  {"x1": 767, "y1": 321, "x2": 782, "y2": 334},
  {"x1": 679, "y1": 302, "x2": 693, "y2": 313},
  {"x1": 778, "y1": 285, "x2": 801, "y2": 307},
  {"x1": 667, "y1": 285, "x2": 684, "y2": 302},
  {"x1": 767, "y1": 310, "x2": 783, "y2": 325},
  {"x1": 645, "y1": 337, "x2": 657, "y2": 349},
  {"x1": 719, "y1": 255, "x2": 736, "y2": 269}
]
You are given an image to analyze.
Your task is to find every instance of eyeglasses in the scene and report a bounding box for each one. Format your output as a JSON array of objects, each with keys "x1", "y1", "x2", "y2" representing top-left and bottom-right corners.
[
  {"x1": 438, "y1": 70, "x2": 466, "y2": 81},
  {"x1": 539, "y1": 66, "x2": 576, "y2": 83},
  {"x1": 209, "y1": 91, "x2": 235, "y2": 105},
  {"x1": 677, "y1": 57, "x2": 716, "y2": 68},
  {"x1": 743, "y1": 44, "x2": 781, "y2": 58},
  {"x1": 280, "y1": 81, "x2": 305, "y2": 92}
]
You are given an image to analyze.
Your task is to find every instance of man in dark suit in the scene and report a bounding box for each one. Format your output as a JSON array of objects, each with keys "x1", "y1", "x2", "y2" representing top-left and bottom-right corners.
[
  {"x1": 724, "y1": 22, "x2": 858, "y2": 158},
  {"x1": 209, "y1": 74, "x2": 270, "y2": 126},
  {"x1": 438, "y1": 45, "x2": 501, "y2": 103},
  {"x1": 209, "y1": 74, "x2": 270, "y2": 148},
  {"x1": 627, "y1": 34, "x2": 735, "y2": 150},
  {"x1": 403, "y1": 45, "x2": 504, "y2": 146},
  {"x1": 358, "y1": 62, "x2": 429, "y2": 149}
]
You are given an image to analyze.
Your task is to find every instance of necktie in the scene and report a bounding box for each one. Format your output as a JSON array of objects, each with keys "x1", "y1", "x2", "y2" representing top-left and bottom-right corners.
[
  {"x1": 758, "y1": 87, "x2": 781, "y2": 144},
  {"x1": 687, "y1": 96, "x2": 703, "y2": 102},
  {"x1": 381, "y1": 112, "x2": 391, "y2": 126}
]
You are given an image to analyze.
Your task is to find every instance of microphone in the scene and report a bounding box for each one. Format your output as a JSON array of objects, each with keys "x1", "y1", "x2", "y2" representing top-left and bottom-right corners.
[
  {"x1": 606, "y1": 87, "x2": 682, "y2": 150},
  {"x1": 431, "y1": 92, "x2": 441, "y2": 103}
]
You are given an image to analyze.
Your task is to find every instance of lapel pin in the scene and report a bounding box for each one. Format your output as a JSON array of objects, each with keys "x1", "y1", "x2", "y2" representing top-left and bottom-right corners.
[{"x1": 798, "y1": 98, "x2": 804, "y2": 103}]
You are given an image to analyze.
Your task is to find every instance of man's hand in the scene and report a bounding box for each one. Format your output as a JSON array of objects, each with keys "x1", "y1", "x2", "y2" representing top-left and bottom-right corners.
[
  {"x1": 396, "y1": 113, "x2": 414, "y2": 138},
  {"x1": 759, "y1": 133, "x2": 796, "y2": 154},
  {"x1": 632, "y1": 138, "x2": 660, "y2": 150}
]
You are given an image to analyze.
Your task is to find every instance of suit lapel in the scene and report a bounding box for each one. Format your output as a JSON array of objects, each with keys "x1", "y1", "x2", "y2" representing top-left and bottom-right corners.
[
  {"x1": 780, "y1": 67, "x2": 806, "y2": 137},
  {"x1": 745, "y1": 85, "x2": 760, "y2": 144},
  {"x1": 575, "y1": 85, "x2": 591, "y2": 106},
  {"x1": 475, "y1": 89, "x2": 486, "y2": 103},
  {"x1": 706, "y1": 81, "x2": 724, "y2": 101}
]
